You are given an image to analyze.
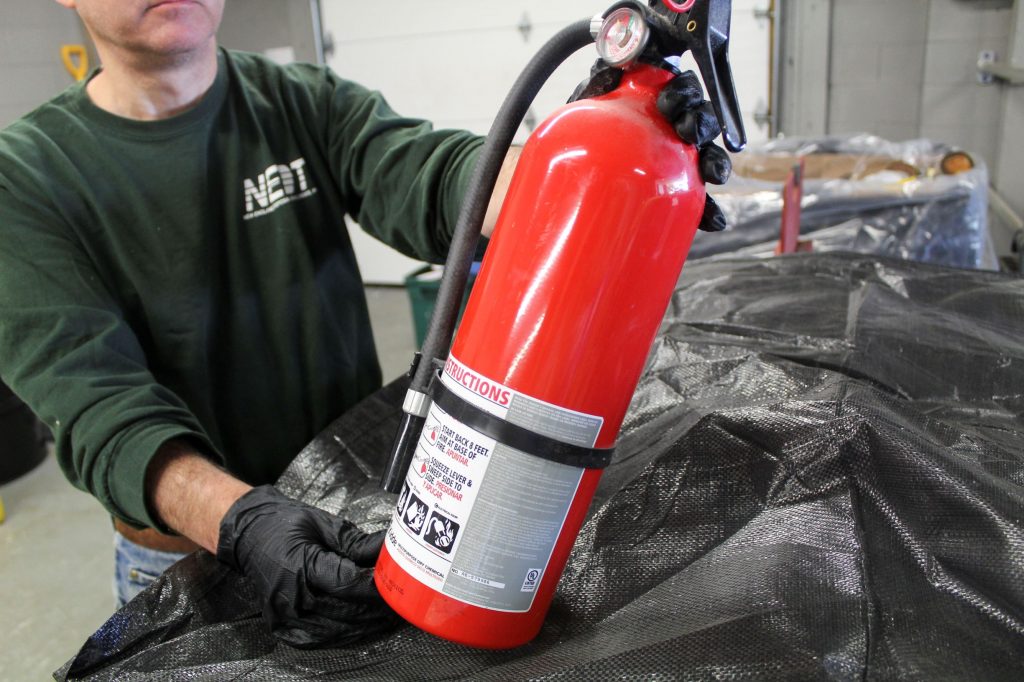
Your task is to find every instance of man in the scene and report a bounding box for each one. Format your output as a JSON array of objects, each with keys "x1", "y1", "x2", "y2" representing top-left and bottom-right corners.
[{"x1": 0, "y1": 0, "x2": 729, "y2": 648}]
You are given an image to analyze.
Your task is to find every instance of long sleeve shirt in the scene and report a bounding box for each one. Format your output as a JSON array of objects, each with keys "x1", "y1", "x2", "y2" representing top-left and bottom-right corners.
[{"x1": 0, "y1": 49, "x2": 482, "y2": 528}]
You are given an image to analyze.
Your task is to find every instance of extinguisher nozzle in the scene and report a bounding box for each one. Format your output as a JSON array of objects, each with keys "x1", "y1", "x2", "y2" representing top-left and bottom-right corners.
[{"x1": 380, "y1": 412, "x2": 427, "y2": 493}]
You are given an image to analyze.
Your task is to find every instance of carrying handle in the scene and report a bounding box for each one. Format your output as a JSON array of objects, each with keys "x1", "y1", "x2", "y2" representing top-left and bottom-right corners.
[
  {"x1": 683, "y1": 0, "x2": 746, "y2": 151},
  {"x1": 647, "y1": 0, "x2": 747, "y2": 152}
]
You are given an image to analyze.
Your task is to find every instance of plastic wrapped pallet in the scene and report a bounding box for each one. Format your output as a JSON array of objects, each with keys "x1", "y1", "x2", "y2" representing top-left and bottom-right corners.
[
  {"x1": 57, "y1": 254, "x2": 1024, "y2": 681},
  {"x1": 690, "y1": 135, "x2": 998, "y2": 270}
]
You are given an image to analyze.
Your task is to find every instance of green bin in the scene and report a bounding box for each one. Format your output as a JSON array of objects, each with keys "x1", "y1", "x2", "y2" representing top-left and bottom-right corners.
[{"x1": 404, "y1": 265, "x2": 478, "y2": 347}]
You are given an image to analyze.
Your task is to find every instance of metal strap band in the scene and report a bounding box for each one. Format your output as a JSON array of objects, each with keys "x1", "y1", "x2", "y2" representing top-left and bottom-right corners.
[{"x1": 429, "y1": 374, "x2": 615, "y2": 469}]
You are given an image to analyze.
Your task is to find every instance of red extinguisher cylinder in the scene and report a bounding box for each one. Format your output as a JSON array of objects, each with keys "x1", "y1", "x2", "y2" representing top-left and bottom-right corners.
[
  {"x1": 452, "y1": 65, "x2": 704, "y2": 441},
  {"x1": 376, "y1": 63, "x2": 706, "y2": 649}
]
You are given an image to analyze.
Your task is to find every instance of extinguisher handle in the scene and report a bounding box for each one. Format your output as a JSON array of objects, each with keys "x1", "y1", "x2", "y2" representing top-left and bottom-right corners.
[
  {"x1": 685, "y1": 0, "x2": 746, "y2": 152},
  {"x1": 646, "y1": 0, "x2": 746, "y2": 152}
]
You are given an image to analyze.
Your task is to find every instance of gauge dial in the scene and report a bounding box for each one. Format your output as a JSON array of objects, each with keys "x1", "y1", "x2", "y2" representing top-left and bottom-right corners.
[{"x1": 597, "y1": 8, "x2": 650, "y2": 67}]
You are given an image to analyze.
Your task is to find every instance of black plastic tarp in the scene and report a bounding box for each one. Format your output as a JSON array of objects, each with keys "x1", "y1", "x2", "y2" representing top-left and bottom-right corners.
[{"x1": 57, "y1": 253, "x2": 1024, "y2": 680}]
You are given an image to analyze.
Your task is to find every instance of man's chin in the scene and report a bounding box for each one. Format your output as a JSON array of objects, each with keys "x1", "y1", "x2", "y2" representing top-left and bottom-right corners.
[
  {"x1": 136, "y1": 11, "x2": 218, "y2": 53},
  {"x1": 132, "y1": 32, "x2": 217, "y2": 64}
]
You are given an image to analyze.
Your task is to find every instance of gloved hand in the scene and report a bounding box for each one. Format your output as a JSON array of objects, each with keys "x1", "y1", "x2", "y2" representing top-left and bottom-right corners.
[
  {"x1": 217, "y1": 485, "x2": 398, "y2": 648},
  {"x1": 656, "y1": 69, "x2": 732, "y2": 232},
  {"x1": 572, "y1": 63, "x2": 732, "y2": 232}
]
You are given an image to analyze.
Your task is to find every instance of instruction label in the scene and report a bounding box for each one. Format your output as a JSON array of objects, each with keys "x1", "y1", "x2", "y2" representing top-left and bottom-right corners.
[
  {"x1": 383, "y1": 356, "x2": 603, "y2": 612},
  {"x1": 442, "y1": 356, "x2": 603, "y2": 446}
]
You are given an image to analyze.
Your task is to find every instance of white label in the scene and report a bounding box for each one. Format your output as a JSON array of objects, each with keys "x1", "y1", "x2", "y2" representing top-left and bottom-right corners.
[
  {"x1": 441, "y1": 355, "x2": 514, "y2": 418},
  {"x1": 442, "y1": 356, "x2": 603, "y2": 447},
  {"x1": 384, "y1": 356, "x2": 602, "y2": 613},
  {"x1": 385, "y1": 402, "x2": 492, "y2": 586}
]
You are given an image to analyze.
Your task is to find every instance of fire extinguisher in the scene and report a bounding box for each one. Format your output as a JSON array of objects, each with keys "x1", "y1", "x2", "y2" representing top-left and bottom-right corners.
[{"x1": 375, "y1": 0, "x2": 746, "y2": 649}]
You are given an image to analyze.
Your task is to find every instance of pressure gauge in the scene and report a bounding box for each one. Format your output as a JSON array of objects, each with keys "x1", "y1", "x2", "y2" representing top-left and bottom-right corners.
[{"x1": 596, "y1": 7, "x2": 650, "y2": 67}]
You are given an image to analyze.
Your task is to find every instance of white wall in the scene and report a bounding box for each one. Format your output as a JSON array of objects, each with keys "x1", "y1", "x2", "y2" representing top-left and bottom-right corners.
[
  {"x1": 993, "y1": 1, "x2": 1024, "y2": 237},
  {"x1": 778, "y1": 0, "x2": 831, "y2": 137},
  {"x1": 217, "y1": 0, "x2": 320, "y2": 64},
  {"x1": 780, "y1": 0, "x2": 1022, "y2": 256},
  {"x1": 827, "y1": 0, "x2": 930, "y2": 142},
  {"x1": 0, "y1": 1, "x2": 89, "y2": 128},
  {"x1": 821, "y1": 0, "x2": 1014, "y2": 172},
  {"x1": 919, "y1": 0, "x2": 1013, "y2": 169}
]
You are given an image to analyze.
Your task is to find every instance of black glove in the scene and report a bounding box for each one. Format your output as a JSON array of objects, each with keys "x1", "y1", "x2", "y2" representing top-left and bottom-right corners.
[
  {"x1": 217, "y1": 485, "x2": 398, "y2": 648},
  {"x1": 572, "y1": 63, "x2": 732, "y2": 233},
  {"x1": 656, "y1": 69, "x2": 732, "y2": 232}
]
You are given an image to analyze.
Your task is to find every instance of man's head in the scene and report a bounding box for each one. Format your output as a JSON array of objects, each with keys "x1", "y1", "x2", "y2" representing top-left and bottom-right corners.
[{"x1": 55, "y1": 0, "x2": 225, "y2": 65}]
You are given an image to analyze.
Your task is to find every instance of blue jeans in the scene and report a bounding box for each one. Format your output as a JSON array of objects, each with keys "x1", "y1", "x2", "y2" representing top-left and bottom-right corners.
[{"x1": 113, "y1": 531, "x2": 188, "y2": 609}]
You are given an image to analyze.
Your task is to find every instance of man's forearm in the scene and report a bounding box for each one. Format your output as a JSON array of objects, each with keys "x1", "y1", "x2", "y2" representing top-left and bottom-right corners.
[
  {"x1": 145, "y1": 439, "x2": 252, "y2": 553},
  {"x1": 481, "y1": 146, "x2": 522, "y2": 238}
]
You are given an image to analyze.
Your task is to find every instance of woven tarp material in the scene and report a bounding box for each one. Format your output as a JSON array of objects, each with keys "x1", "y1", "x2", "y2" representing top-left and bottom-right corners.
[{"x1": 58, "y1": 254, "x2": 1024, "y2": 680}]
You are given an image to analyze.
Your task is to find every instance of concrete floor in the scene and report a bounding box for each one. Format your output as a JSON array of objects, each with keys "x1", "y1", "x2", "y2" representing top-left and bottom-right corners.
[
  {"x1": 0, "y1": 286, "x2": 417, "y2": 681},
  {"x1": 0, "y1": 448, "x2": 112, "y2": 681}
]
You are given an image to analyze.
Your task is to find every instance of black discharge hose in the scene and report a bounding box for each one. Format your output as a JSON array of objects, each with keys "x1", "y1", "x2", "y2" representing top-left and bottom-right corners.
[{"x1": 381, "y1": 19, "x2": 596, "y2": 493}]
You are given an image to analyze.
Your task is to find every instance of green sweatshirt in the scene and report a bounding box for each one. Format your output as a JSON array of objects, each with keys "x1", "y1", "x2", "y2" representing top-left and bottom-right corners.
[{"x1": 0, "y1": 50, "x2": 482, "y2": 529}]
